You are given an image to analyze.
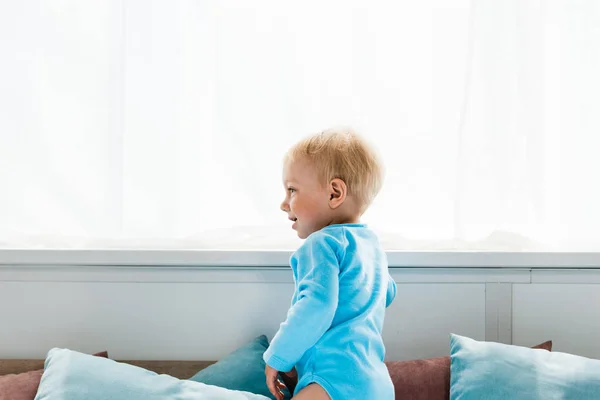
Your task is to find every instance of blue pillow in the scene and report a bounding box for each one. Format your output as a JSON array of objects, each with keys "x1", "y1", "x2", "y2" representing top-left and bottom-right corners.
[
  {"x1": 450, "y1": 333, "x2": 600, "y2": 400},
  {"x1": 34, "y1": 348, "x2": 269, "y2": 400},
  {"x1": 190, "y1": 335, "x2": 291, "y2": 400}
]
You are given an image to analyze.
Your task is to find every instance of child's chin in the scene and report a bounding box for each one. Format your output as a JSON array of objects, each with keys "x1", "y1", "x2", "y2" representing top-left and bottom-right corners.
[{"x1": 296, "y1": 231, "x2": 308, "y2": 239}]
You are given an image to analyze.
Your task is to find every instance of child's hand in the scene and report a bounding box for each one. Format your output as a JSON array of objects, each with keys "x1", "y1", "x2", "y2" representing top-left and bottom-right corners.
[
  {"x1": 265, "y1": 364, "x2": 287, "y2": 400},
  {"x1": 279, "y1": 367, "x2": 298, "y2": 394}
]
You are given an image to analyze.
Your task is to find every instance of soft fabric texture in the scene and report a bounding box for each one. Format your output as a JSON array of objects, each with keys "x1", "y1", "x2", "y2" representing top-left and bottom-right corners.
[
  {"x1": 386, "y1": 341, "x2": 552, "y2": 400},
  {"x1": 118, "y1": 360, "x2": 214, "y2": 379},
  {"x1": 0, "y1": 351, "x2": 107, "y2": 400},
  {"x1": 0, "y1": 370, "x2": 43, "y2": 400},
  {"x1": 190, "y1": 335, "x2": 291, "y2": 400},
  {"x1": 450, "y1": 334, "x2": 600, "y2": 400},
  {"x1": 34, "y1": 348, "x2": 269, "y2": 400},
  {"x1": 264, "y1": 224, "x2": 397, "y2": 400}
]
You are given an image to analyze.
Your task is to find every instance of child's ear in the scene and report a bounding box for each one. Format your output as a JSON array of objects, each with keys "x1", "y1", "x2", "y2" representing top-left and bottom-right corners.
[{"x1": 328, "y1": 178, "x2": 347, "y2": 209}]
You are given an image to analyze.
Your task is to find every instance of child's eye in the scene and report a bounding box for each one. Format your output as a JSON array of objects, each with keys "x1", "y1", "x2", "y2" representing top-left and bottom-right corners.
[{"x1": 287, "y1": 188, "x2": 296, "y2": 193}]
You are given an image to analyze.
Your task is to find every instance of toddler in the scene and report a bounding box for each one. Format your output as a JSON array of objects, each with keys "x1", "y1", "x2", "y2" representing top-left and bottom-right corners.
[{"x1": 264, "y1": 128, "x2": 397, "y2": 400}]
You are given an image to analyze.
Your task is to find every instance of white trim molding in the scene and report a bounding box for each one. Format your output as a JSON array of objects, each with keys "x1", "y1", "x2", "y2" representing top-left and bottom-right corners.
[{"x1": 2, "y1": 249, "x2": 600, "y2": 268}]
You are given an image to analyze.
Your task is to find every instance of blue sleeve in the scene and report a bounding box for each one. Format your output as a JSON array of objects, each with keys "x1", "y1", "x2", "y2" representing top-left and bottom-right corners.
[
  {"x1": 263, "y1": 233, "x2": 341, "y2": 372},
  {"x1": 386, "y1": 273, "x2": 396, "y2": 307}
]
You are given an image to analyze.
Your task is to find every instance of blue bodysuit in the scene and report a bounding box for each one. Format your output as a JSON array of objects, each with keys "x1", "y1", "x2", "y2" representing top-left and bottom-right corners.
[{"x1": 263, "y1": 223, "x2": 397, "y2": 399}]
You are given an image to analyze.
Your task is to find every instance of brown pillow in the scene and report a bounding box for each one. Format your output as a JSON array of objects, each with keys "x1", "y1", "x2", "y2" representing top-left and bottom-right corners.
[
  {"x1": 386, "y1": 341, "x2": 552, "y2": 400},
  {"x1": 0, "y1": 351, "x2": 108, "y2": 400}
]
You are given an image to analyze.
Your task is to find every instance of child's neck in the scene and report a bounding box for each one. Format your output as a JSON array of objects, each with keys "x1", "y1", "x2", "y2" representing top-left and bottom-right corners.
[{"x1": 328, "y1": 214, "x2": 360, "y2": 226}]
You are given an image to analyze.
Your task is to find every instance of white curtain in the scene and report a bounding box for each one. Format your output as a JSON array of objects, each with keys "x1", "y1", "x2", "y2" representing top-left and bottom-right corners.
[{"x1": 1, "y1": 0, "x2": 599, "y2": 250}]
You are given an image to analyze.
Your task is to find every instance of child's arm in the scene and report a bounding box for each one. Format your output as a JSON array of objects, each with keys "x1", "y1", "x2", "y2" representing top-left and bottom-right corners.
[
  {"x1": 263, "y1": 232, "x2": 341, "y2": 373},
  {"x1": 386, "y1": 273, "x2": 397, "y2": 307}
]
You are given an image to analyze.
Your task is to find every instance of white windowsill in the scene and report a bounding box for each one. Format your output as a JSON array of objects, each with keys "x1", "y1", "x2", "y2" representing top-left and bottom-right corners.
[{"x1": 1, "y1": 249, "x2": 600, "y2": 268}]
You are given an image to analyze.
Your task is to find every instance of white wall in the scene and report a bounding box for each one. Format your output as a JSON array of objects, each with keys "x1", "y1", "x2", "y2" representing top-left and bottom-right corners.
[
  {"x1": 513, "y1": 270, "x2": 600, "y2": 360},
  {"x1": 0, "y1": 263, "x2": 599, "y2": 361}
]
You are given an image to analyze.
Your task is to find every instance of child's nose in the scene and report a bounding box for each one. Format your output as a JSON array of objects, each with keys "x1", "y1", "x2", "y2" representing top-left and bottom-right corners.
[{"x1": 280, "y1": 200, "x2": 290, "y2": 212}]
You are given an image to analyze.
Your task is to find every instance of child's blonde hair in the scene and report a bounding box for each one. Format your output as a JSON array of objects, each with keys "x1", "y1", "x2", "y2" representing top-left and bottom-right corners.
[{"x1": 285, "y1": 127, "x2": 384, "y2": 214}]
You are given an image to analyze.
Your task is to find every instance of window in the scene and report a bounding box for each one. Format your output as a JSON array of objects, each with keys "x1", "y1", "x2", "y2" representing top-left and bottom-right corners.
[{"x1": 1, "y1": 1, "x2": 599, "y2": 251}]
